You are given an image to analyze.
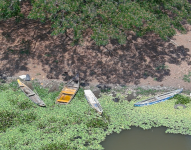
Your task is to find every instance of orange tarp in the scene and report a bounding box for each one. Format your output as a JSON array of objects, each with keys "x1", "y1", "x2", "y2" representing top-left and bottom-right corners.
[{"x1": 57, "y1": 95, "x2": 72, "y2": 102}]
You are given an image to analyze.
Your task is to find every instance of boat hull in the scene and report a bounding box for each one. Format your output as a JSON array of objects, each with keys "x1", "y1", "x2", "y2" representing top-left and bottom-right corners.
[
  {"x1": 55, "y1": 73, "x2": 79, "y2": 105},
  {"x1": 84, "y1": 90, "x2": 103, "y2": 114},
  {"x1": 134, "y1": 88, "x2": 183, "y2": 107},
  {"x1": 17, "y1": 79, "x2": 46, "y2": 107}
]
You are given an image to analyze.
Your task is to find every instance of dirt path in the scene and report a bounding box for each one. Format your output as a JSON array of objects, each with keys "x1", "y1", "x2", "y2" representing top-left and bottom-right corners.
[{"x1": 0, "y1": 2, "x2": 191, "y2": 90}]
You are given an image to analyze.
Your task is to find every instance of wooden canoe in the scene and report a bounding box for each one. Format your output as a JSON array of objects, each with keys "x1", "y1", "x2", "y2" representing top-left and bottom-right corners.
[
  {"x1": 55, "y1": 73, "x2": 80, "y2": 104},
  {"x1": 84, "y1": 90, "x2": 103, "y2": 115},
  {"x1": 134, "y1": 88, "x2": 183, "y2": 107},
  {"x1": 17, "y1": 79, "x2": 46, "y2": 107}
]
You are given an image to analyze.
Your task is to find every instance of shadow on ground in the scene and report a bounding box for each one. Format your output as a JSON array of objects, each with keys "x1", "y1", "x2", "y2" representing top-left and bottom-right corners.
[{"x1": 0, "y1": 1, "x2": 191, "y2": 85}]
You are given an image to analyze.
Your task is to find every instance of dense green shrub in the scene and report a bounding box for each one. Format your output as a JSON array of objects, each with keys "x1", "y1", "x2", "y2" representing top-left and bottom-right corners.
[
  {"x1": 1, "y1": 0, "x2": 191, "y2": 45},
  {"x1": 173, "y1": 94, "x2": 191, "y2": 105},
  {"x1": 0, "y1": 0, "x2": 24, "y2": 22}
]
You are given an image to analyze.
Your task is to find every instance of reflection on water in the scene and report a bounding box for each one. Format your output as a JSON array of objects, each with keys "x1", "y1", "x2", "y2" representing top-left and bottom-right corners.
[{"x1": 101, "y1": 126, "x2": 191, "y2": 150}]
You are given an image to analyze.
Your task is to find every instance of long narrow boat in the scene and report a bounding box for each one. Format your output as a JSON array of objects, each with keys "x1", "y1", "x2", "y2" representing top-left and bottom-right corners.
[
  {"x1": 84, "y1": 90, "x2": 103, "y2": 115},
  {"x1": 134, "y1": 88, "x2": 183, "y2": 107},
  {"x1": 17, "y1": 79, "x2": 46, "y2": 107},
  {"x1": 55, "y1": 73, "x2": 80, "y2": 104}
]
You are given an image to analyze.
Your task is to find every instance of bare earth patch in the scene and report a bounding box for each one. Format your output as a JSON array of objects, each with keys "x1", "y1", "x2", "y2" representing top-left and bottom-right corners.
[{"x1": 0, "y1": 2, "x2": 191, "y2": 90}]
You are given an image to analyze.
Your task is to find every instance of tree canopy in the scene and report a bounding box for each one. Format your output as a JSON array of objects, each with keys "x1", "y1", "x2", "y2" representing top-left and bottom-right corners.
[{"x1": 0, "y1": 0, "x2": 191, "y2": 46}]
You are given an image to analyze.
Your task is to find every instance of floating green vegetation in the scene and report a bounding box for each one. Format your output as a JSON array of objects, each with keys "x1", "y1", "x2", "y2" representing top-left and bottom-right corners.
[
  {"x1": 86, "y1": 118, "x2": 108, "y2": 129},
  {"x1": 0, "y1": 110, "x2": 17, "y2": 132},
  {"x1": 0, "y1": 109, "x2": 37, "y2": 132},
  {"x1": 40, "y1": 142, "x2": 73, "y2": 150},
  {"x1": 1, "y1": 81, "x2": 191, "y2": 149},
  {"x1": 172, "y1": 94, "x2": 191, "y2": 105}
]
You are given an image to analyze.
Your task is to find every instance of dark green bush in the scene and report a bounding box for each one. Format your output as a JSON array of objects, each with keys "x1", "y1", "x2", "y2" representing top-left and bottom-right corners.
[{"x1": 173, "y1": 94, "x2": 191, "y2": 105}]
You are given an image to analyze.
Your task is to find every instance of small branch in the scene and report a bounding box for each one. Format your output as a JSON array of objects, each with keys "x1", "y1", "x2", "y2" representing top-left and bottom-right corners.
[{"x1": 167, "y1": 37, "x2": 179, "y2": 46}]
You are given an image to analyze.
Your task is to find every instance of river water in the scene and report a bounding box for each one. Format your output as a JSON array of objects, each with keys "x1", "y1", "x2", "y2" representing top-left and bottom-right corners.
[{"x1": 101, "y1": 126, "x2": 191, "y2": 150}]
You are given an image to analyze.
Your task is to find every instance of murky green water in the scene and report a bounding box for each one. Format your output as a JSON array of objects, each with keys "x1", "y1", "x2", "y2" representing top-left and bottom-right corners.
[{"x1": 101, "y1": 126, "x2": 191, "y2": 150}]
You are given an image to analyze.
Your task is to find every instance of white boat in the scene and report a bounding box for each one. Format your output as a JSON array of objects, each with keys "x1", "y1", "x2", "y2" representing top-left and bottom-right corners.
[
  {"x1": 134, "y1": 88, "x2": 183, "y2": 107},
  {"x1": 84, "y1": 90, "x2": 103, "y2": 114}
]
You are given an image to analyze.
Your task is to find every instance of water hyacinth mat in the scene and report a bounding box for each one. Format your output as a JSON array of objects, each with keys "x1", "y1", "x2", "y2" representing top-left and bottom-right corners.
[{"x1": 1, "y1": 82, "x2": 191, "y2": 150}]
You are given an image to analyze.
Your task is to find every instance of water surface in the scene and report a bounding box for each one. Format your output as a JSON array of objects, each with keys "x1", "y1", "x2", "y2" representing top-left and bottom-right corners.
[{"x1": 101, "y1": 126, "x2": 191, "y2": 150}]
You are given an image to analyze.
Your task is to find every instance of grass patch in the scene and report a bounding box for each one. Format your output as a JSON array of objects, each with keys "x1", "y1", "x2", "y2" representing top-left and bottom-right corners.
[
  {"x1": 101, "y1": 88, "x2": 111, "y2": 93},
  {"x1": 40, "y1": 142, "x2": 74, "y2": 150},
  {"x1": 182, "y1": 90, "x2": 191, "y2": 95},
  {"x1": 9, "y1": 80, "x2": 19, "y2": 91},
  {"x1": 183, "y1": 71, "x2": 191, "y2": 83},
  {"x1": 136, "y1": 87, "x2": 158, "y2": 96},
  {"x1": 86, "y1": 118, "x2": 108, "y2": 129},
  {"x1": 0, "y1": 109, "x2": 36, "y2": 132},
  {"x1": 17, "y1": 100, "x2": 34, "y2": 110},
  {"x1": 0, "y1": 83, "x2": 10, "y2": 91},
  {"x1": 14, "y1": 112, "x2": 37, "y2": 125}
]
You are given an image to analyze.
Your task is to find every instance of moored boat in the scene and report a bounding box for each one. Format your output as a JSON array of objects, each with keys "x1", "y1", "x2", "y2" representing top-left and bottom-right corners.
[
  {"x1": 55, "y1": 73, "x2": 80, "y2": 104},
  {"x1": 134, "y1": 88, "x2": 183, "y2": 107},
  {"x1": 17, "y1": 79, "x2": 46, "y2": 107},
  {"x1": 84, "y1": 90, "x2": 103, "y2": 114}
]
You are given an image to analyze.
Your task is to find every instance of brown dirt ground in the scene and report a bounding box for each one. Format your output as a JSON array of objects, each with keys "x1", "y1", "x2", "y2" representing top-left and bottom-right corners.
[{"x1": 0, "y1": 1, "x2": 191, "y2": 90}]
